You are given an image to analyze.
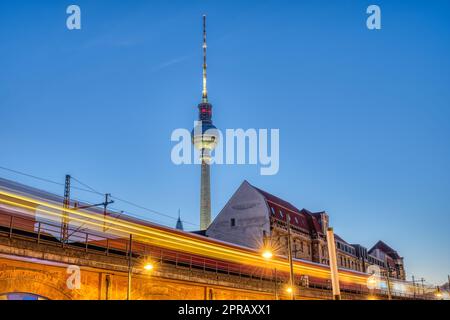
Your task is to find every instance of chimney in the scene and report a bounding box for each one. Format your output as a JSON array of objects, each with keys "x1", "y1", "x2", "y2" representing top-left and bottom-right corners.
[{"x1": 320, "y1": 212, "x2": 329, "y2": 234}]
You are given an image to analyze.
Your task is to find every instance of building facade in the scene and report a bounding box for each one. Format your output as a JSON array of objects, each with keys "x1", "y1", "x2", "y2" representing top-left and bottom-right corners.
[{"x1": 206, "y1": 181, "x2": 406, "y2": 280}]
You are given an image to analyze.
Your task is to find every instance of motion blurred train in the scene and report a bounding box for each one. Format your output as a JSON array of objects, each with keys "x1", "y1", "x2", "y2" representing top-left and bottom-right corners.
[{"x1": 0, "y1": 177, "x2": 425, "y2": 299}]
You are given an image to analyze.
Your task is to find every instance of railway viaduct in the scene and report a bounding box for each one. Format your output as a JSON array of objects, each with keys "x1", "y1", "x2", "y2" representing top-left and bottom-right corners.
[{"x1": 0, "y1": 235, "x2": 375, "y2": 300}]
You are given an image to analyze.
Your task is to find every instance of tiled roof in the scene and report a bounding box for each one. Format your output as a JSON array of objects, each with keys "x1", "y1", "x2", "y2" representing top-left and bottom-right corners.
[
  {"x1": 253, "y1": 186, "x2": 300, "y2": 213},
  {"x1": 300, "y1": 209, "x2": 324, "y2": 235},
  {"x1": 250, "y1": 183, "x2": 323, "y2": 235},
  {"x1": 334, "y1": 233, "x2": 349, "y2": 244},
  {"x1": 369, "y1": 240, "x2": 401, "y2": 259}
]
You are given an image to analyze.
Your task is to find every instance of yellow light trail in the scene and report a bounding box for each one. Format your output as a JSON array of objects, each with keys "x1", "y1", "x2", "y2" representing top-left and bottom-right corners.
[{"x1": 0, "y1": 189, "x2": 369, "y2": 285}]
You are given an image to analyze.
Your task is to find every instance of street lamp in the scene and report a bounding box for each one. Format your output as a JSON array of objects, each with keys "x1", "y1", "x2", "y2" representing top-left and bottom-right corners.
[
  {"x1": 261, "y1": 248, "x2": 278, "y2": 300},
  {"x1": 435, "y1": 287, "x2": 443, "y2": 300},
  {"x1": 126, "y1": 234, "x2": 155, "y2": 300},
  {"x1": 144, "y1": 262, "x2": 154, "y2": 271},
  {"x1": 285, "y1": 213, "x2": 295, "y2": 300},
  {"x1": 261, "y1": 215, "x2": 295, "y2": 301},
  {"x1": 127, "y1": 258, "x2": 155, "y2": 300},
  {"x1": 262, "y1": 250, "x2": 273, "y2": 260},
  {"x1": 384, "y1": 264, "x2": 392, "y2": 301}
]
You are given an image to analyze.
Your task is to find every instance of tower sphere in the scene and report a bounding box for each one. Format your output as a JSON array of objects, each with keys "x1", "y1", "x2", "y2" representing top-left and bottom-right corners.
[{"x1": 191, "y1": 120, "x2": 219, "y2": 151}]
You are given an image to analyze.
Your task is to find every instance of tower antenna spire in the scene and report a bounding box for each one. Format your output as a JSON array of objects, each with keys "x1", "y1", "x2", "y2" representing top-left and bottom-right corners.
[{"x1": 202, "y1": 14, "x2": 208, "y2": 102}]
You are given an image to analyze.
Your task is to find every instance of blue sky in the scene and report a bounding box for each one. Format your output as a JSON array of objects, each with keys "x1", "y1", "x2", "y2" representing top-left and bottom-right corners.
[{"x1": 0, "y1": 0, "x2": 449, "y2": 284}]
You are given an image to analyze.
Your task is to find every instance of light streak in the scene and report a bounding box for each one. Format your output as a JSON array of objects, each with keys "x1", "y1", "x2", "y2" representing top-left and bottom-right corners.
[{"x1": 0, "y1": 190, "x2": 369, "y2": 285}]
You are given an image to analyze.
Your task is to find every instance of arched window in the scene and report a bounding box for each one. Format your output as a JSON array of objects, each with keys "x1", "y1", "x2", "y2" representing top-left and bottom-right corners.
[{"x1": 0, "y1": 293, "x2": 47, "y2": 300}]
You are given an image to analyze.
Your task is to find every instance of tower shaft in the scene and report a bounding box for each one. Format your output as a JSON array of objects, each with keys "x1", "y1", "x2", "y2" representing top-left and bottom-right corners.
[{"x1": 200, "y1": 159, "x2": 211, "y2": 230}]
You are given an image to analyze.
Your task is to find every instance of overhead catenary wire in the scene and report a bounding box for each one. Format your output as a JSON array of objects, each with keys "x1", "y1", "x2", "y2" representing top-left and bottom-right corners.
[
  {"x1": 0, "y1": 166, "x2": 64, "y2": 187},
  {"x1": 70, "y1": 176, "x2": 103, "y2": 196},
  {"x1": 0, "y1": 165, "x2": 200, "y2": 228},
  {"x1": 0, "y1": 166, "x2": 241, "y2": 234},
  {"x1": 0, "y1": 166, "x2": 101, "y2": 195},
  {"x1": 69, "y1": 177, "x2": 201, "y2": 227},
  {"x1": 68, "y1": 175, "x2": 200, "y2": 227},
  {"x1": 110, "y1": 195, "x2": 199, "y2": 227}
]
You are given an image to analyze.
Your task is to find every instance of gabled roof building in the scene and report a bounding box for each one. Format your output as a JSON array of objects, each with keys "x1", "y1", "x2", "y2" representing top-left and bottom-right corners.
[
  {"x1": 206, "y1": 180, "x2": 406, "y2": 280},
  {"x1": 368, "y1": 240, "x2": 406, "y2": 279}
]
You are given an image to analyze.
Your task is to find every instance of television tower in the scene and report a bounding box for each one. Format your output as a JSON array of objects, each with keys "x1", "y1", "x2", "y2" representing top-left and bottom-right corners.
[{"x1": 192, "y1": 15, "x2": 219, "y2": 230}]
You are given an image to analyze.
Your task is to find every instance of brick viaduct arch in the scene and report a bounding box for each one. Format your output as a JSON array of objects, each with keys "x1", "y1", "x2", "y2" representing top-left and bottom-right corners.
[{"x1": 0, "y1": 263, "x2": 77, "y2": 300}]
